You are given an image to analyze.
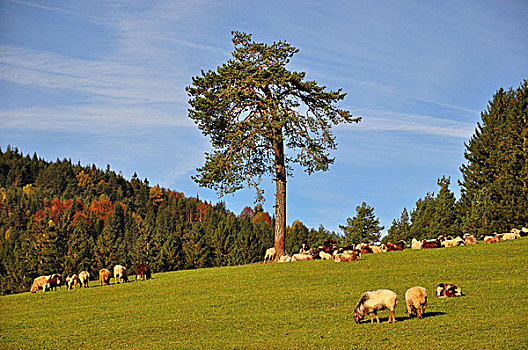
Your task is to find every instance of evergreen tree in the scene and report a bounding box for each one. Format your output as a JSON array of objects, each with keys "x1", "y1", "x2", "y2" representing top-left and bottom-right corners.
[
  {"x1": 459, "y1": 80, "x2": 528, "y2": 236},
  {"x1": 383, "y1": 207, "x2": 411, "y2": 244},
  {"x1": 187, "y1": 31, "x2": 359, "y2": 259},
  {"x1": 340, "y1": 202, "x2": 384, "y2": 245}
]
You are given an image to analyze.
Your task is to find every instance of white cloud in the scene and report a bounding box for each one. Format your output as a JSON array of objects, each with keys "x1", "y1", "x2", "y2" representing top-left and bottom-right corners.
[{"x1": 341, "y1": 107, "x2": 475, "y2": 139}]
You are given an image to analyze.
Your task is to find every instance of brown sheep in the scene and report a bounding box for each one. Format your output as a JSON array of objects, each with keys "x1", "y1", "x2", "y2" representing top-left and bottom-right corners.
[
  {"x1": 405, "y1": 286, "x2": 427, "y2": 319},
  {"x1": 99, "y1": 269, "x2": 112, "y2": 286}
]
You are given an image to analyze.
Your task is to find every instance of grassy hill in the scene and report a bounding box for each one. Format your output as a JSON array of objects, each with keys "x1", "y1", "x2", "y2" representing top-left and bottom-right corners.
[{"x1": 1, "y1": 238, "x2": 527, "y2": 349}]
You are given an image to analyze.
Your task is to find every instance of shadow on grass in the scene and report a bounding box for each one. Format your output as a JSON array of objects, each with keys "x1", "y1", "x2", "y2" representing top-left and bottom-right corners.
[{"x1": 357, "y1": 312, "x2": 446, "y2": 324}]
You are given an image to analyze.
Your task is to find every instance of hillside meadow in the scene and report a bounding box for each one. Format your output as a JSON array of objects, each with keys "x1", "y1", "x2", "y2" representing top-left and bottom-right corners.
[{"x1": 1, "y1": 238, "x2": 527, "y2": 349}]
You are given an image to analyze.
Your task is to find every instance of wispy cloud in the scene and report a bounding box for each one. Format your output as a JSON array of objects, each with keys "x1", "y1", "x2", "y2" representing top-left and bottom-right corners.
[{"x1": 340, "y1": 107, "x2": 475, "y2": 138}]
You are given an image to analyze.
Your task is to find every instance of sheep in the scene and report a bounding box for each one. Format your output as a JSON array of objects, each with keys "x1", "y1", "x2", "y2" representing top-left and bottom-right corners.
[
  {"x1": 334, "y1": 252, "x2": 358, "y2": 262},
  {"x1": 405, "y1": 286, "x2": 427, "y2": 319},
  {"x1": 278, "y1": 254, "x2": 292, "y2": 263},
  {"x1": 319, "y1": 251, "x2": 333, "y2": 260},
  {"x1": 291, "y1": 253, "x2": 313, "y2": 262},
  {"x1": 99, "y1": 269, "x2": 112, "y2": 286},
  {"x1": 501, "y1": 231, "x2": 520, "y2": 240},
  {"x1": 113, "y1": 265, "x2": 128, "y2": 284},
  {"x1": 353, "y1": 289, "x2": 398, "y2": 324},
  {"x1": 436, "y1": 283, "x2": 462, "y2": 298},
  {"x1": 422, "y1": 239, "x2": 441, "y2": 249},
  {"x1": 48, "y1": 273, "x2": 63, "y2": 291},
  {"x1": 66, "y1": 274, "x2": 78, "y2": 290},
  {"x1": 484, "y1": 235, "x2": 500, "y2": 244},
  {"x1": 370, "y1": 245, "x2": 384, "y2": 254},
  {"x1": 30, "y1": 275, "x2": 50, "y2": 293},
  {"x1": 78, "y1": 271, "x2": 90, "y2": 288},
  {"x1": 411, "y1": 238, "x2": 422, "y2": 249},
  {"x1": 264, "y1": 247, "x2": 276, "y2": 263},
  {"x1": 520, "y1": 227, "x2": 528, "y2": 237},
  {"x1": 463, "y1": 234, "x2": 478, "y2": 245},
  {"x1": 441, "y1": 237, "x2": 465, "y2": 247}
]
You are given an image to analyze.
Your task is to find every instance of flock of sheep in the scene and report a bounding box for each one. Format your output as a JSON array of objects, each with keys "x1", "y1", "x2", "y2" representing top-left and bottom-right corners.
[
  {"x1": 264, "y1": 227, "x2": 528, "y2": 264},
  {"x1": 30, "y1": 263, "x2": 151, "y2": 293},
  {"x1": 263, "y1": 227, "x2": 525, "y2": 324}
]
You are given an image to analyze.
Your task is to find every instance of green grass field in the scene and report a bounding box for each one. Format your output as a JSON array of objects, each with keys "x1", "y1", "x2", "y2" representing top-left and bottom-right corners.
[{"x1": 1, "y1": 238, "x2": 527, "y2": 349}]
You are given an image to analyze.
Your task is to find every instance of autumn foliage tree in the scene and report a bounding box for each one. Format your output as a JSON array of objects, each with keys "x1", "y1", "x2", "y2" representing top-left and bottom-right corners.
[{"x1": 187, "y1": 32, "x2": 359, "y2": 259}]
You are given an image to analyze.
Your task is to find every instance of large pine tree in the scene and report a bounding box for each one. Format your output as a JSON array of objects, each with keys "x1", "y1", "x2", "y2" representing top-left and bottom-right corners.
[
  {"x1": 186, "y1": 32, "x2": 359, "y2": 259},
  {"x1": 459, "y1": 80, "x2": 528, "y2": 236}
]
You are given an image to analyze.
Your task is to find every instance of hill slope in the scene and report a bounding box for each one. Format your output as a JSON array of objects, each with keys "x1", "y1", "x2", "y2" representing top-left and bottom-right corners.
[{"x1": 1, "y1": 239, "x2": 527, "y2": 349}]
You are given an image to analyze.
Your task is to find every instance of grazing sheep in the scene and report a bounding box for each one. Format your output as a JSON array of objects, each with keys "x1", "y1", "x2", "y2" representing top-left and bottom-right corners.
[
  {"x1": 66, "y1": 274, "x2": 78, "y2": 290},
  {"x1": 78, "y1": 271, "x2": 90, "y2": 288},
  {"x1": 278, "y1": 254, "x2": 292, "y2": 263},
  {"x1": 436, "y1": 283, "x2": 462, "y2": 298},
  {"x1": 463, "y1": 234, "x2": 478, "y2": 245},
  {"x1": 411, "y1": 238, "x2": 422, "y2": 249},
  {"x1": 99, "y1": 269, "x2": 112, "y2": 286},
  {"x1": 48, "y1": 273, "x2": 63, "y2": 291},
  {"x1": 291, "y1": 253, "x2": 313, "y2": 262},
  {"x1": 113, "y1": 265, "x2": 128, "y2": 284},
  {"x1": 354, "y1": 289, "x2": 398, "y2": 324},
  {"x1": 405, "y1": 286, "x2": 427, "y2": 319},
  {"x1": 30, "y1": 275, "x2": 50, "y2": 293},
  {"x1": 135, "y1": 264, "x2": 152, "y2": 281},
  {"x1": 334, "y1": 252, "x2": 358, "y2": 262},
  {"x1": 264, "y1": 247, "x2": 276, "y2": 263}
]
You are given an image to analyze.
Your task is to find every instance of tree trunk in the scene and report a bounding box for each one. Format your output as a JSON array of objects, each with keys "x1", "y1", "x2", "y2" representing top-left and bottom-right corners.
[{"x1": 273, "y1": 134, "x2": 287, "y2": 261}]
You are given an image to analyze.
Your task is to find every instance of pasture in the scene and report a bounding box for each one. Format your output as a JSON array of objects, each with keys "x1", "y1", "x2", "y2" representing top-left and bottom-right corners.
[{"x1": 1, "y1": 238, "x2": 527, "y2": 349}]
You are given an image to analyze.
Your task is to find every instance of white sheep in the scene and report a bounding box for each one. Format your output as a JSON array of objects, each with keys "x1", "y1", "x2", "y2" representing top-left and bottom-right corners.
[
  {"x1": 319, "y1": 251, "x2": 332, "y2": 260},
  {"x1": 501, "y1": 231, "x2": 520, "y2": 240},
  {"x1": 353, "y1": 289, "x2": 398, "y2": 324},
  {"x1": 405, "y1": 286, "x2": 427, "y2": 319},
  {"x1": 78, "y1": 271, "x2": 90, "y2": 288},
  {"x1": 278, "y1": 254, "x2": 292, "y2": 263},
  {"x1": 264, "y1": 247, "x2": 276, "y2": 263},
  {"x1": 291, "y1": 253, "x2": 313, "y2": 262},
  {"x1": 411, "y1": 238, "x2": 422, "y2": 249}
]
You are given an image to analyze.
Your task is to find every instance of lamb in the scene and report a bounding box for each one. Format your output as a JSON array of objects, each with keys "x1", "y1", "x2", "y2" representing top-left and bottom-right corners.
[
  {"x1": 264, "y1": 247, "x2": 276, "y2": 263},
  {"x1": 353, "y1": 289, "x2": 398, "y2": 324},
  {"x1": 78, "y1": 271, "x2": 90, "y2": 288},
  {"x1": 405, "y1": 286, "x2": 427, "y2": 319},
  {"x1": 436, "y1": 283, "x2": 462, "y2": 298}
]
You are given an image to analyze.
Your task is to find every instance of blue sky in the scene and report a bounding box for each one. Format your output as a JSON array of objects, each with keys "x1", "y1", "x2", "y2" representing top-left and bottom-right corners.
[{"x1": 1, "y1": 0, "x2": 527, "y2": 234}]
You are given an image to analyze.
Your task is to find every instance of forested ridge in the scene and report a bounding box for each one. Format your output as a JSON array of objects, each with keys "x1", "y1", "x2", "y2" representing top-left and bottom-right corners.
[{"x1": 0, "y1": 147, "x2": 338, "y2": 295}]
